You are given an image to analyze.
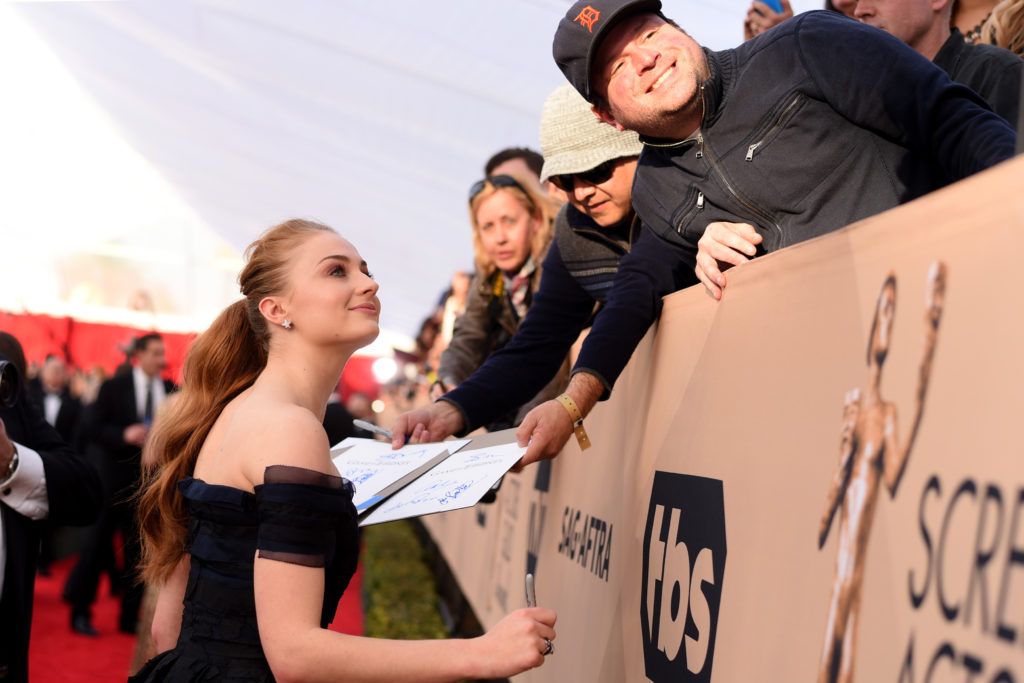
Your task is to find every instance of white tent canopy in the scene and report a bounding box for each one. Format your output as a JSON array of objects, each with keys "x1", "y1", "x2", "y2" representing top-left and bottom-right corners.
[{"x1": 0, "y1": 0, "x2": 817, "y2": 337}]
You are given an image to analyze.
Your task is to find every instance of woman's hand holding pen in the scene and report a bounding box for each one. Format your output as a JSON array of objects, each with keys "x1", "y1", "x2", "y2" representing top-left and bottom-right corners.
[{"x1": 468, "y1": 607, "x2": 557, "y2": 678}]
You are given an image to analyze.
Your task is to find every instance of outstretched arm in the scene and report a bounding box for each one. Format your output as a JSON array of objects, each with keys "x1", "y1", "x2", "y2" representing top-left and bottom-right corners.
[
  {"x1": 254, "y1": 410, "x2": 557, "y2": 683},
  {"x1": 258, "y1": 558, "x2": 556, "y2": 682},
  {"x1": 517, "y1": 371, "x2": 603, "y2": 466},
  {"x1": 431, "y1": 243, "x2": 595, "y2": 438},
  {"x1": 798, "y1": 13, "x2": 1015, "y2": 180},
  {"x1": 819, "y1": 389, "x2": 860, "y2": 549},
  {"x1": 511, "y1": 226, "x2": 695, "y2": 465},
  {"x1": 884, "y1": 262, "x2": 946, "y2": 496}
]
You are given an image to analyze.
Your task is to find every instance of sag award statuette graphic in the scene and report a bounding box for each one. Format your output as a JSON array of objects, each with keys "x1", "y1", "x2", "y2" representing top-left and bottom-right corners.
[{"x1": 817, "y1": 262, "x2": 947, "y2": 683}]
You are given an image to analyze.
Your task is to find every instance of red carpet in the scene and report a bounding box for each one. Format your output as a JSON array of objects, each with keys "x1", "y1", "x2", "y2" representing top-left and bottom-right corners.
[{"x1": 29, "y1": 557, "x2": 364, "y2": 682}]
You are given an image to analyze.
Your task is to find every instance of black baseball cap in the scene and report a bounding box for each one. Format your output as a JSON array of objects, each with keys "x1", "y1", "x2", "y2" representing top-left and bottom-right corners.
[{"x1": 552, "y1": 0, "x2": 663, "y2": 103}]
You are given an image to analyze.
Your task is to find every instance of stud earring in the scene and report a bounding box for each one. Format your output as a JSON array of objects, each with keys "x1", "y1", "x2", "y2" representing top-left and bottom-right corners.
[{"x1": 282, "y1": 319, "x2": 292, "y2": 329}]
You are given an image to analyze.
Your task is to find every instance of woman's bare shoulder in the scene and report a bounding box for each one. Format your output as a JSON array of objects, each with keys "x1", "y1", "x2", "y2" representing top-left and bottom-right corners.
[{"x1": 230, "y1": 400, "x2": 333, "y2": 486}]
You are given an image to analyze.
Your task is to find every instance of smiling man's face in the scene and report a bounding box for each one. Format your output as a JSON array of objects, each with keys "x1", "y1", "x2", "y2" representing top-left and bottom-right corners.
[{"x1": 593, "y1": 13, "x2": 707, "y2": 139}]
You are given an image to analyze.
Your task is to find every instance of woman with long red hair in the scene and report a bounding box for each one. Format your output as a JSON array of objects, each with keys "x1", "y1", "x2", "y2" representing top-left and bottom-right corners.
[{"x1": 133, "y1": 219, "x2": 556, "y2": 682}]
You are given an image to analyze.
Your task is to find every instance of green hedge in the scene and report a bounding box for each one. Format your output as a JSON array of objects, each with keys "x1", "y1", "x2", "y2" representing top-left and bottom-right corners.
[{"x1": 362, "y1": 520, "x2": 448, "y2": 640}]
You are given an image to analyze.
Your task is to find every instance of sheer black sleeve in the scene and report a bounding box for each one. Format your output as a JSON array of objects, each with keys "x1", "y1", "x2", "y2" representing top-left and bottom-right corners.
[{"x1": 256, "y1": 465, "x2": 356, "y2": 568}]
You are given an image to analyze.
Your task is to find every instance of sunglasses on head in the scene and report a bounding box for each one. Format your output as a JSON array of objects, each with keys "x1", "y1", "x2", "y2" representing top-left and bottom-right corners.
[
  {"x1": 468, "y1": 174, "x2": 525, "y2": 203},
  {"x1": 550, "y1": 159, "x2": 618, "y2": 193}
]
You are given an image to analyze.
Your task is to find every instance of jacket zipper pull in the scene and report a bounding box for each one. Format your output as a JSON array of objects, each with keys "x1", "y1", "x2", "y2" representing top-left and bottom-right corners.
[
  {"x1": 696, "y1": 133, "x2": 704, "y2": 159},
  {"x1": 677, "y1": 191, "x2": 705, "y2": 234},
  {"x1": 745, "y1": 141, "x2": 761, "y2": 161}
]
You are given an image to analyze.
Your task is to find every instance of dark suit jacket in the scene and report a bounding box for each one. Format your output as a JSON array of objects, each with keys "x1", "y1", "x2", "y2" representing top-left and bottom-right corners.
[
  {"x1": 81, "y1": 372, "x2": 175, "y2": 500},
  {"x1": 27, "y1": 379, "x2": 83, "y2": 447},
  {"x1": 322, "y1": 402, "x2": 358, "y2": 446},
  {"x1": 933, "y1": 28, "x2": 1023, "y2": 129},
  {"x1": 0, "y1": 389, "x2": 102, "y2": 682}
]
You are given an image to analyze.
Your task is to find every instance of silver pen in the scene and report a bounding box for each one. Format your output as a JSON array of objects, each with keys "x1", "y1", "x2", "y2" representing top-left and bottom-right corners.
[{"x1": 353, "y1": 419, "x2": 393, "y2": 441}]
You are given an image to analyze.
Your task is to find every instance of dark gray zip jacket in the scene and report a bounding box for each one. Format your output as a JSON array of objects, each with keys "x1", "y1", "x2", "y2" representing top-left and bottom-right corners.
[
  {"x1": 573, "y1": 11, "x2": 1016, "y2": 398},
  {"x1": 633, "y1": 11, "x2": 1015, "y2": 256}
]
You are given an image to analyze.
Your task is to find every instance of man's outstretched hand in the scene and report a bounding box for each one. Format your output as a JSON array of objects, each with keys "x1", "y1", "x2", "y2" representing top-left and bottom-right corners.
[
  {"x1": 515, "y1": 373, "x2": 603, "y2": 468},
  {"x1": 391, "y1": 401, "x2": 465, "y2": 449}
]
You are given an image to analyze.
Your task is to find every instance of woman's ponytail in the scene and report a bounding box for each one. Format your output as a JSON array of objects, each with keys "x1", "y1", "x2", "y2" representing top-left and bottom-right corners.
[
  {"x1": 137, "y1": 299, "x2": 266, "y2": 583},
  {"x1": 138, "y1": 219, "x2": 334, "y2": 584}
]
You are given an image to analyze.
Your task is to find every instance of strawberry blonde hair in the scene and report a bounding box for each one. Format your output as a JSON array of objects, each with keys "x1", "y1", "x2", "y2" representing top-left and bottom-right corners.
[{"x1": 137, "y1": 219, "x2": 334, "y2": 583}]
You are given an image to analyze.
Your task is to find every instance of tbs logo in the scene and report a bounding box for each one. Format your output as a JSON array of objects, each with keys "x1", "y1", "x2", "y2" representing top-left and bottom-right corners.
[{"x1": 641, "y1": 472, "x2": 727, "y2": 682}]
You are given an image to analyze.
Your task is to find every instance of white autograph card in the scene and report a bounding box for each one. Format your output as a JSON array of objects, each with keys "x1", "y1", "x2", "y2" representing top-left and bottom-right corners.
[
  {"x1": 359, "y1": 442, "x2": 526, "y2": 526},
  {"x1": 330, "y1": 438, "x2": 469, "y2": 512}
]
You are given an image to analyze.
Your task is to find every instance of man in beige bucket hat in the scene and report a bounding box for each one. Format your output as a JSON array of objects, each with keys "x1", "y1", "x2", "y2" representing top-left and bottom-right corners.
[{"x1": 392, "y1": 85, "x2": 648, "y2": 449}]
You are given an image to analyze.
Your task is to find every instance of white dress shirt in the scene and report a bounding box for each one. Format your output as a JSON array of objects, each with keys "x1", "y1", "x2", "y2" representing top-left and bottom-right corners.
[
  {"x1": 42, "y1": 393, "x2": 61, "y2": 427},
  {"x1": 133, "y1": 366, "x2": 167, "y2": 422},
  {"x1": 0, "y1": 443, "x2": 49, "y2": 599}
]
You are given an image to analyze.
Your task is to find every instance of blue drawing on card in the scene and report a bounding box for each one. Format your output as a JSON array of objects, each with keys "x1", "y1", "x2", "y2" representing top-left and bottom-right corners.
[
  {"x1": 377, "y1": 450, "x2": 413, "y2": 462},
  {"x1": 343, "y1": 468, "x2": 376, "y2": 487},
  {"x1": 464, "y1": 452, "x2": 497, "y2": 464},
  {"x1": 437, "y1": 482, "x2": 472, "y2": 505},
  {"x1": 382, "y1": 478, "x2": 480, "y2": 514}
]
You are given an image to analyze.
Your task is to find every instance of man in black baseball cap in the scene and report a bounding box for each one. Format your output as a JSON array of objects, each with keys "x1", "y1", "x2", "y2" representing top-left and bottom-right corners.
[
  {"x1": 494, "y1": 2, "x2": 1017, "y2": 468},
  {"x1": 552, "y1": 0, "x2": 663, "y2": 103}
]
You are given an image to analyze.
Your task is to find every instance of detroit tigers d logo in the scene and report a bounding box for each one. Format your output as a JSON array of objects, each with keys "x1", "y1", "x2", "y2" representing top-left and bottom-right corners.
[{"x1": 574, "y1": 5, "x2": 600, "y2": 32}]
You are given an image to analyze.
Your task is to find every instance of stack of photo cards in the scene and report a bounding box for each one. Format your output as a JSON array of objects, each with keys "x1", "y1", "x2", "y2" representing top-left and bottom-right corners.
[
  {"x1": 329, "y1": 430, "x2": 525, "y2": 526},
  {"x1": 329, "y1": 438, "x2": 470, "y2": 513}
]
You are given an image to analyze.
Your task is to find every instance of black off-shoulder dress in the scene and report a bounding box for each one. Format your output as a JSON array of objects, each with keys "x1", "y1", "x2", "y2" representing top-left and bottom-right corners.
[{"x1": 130, "y1": 465, "x2": 360, "y2": 681}]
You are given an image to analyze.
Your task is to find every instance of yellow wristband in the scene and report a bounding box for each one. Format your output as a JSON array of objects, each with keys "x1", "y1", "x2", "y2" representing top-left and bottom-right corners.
[{"x1": 555, "y1": 393, "x2": 591, "y2": 451}]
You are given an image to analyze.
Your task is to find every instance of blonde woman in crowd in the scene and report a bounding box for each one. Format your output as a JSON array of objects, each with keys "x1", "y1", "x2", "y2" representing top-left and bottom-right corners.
[
  {"x1": 132, "y1": 220, "x2": 556, "y2": 682},
  {"x1": 432, "y1": 175, "x2": 567, "y2": 430},
  {"x1": 982, "y1": 0, "x2": 1024, "y2": 54}
]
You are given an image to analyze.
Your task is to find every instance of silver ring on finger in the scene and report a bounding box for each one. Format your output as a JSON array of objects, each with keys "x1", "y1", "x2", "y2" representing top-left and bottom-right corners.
[{"x1": 543, "y1": 638, "x2": 554, "y2": 656}]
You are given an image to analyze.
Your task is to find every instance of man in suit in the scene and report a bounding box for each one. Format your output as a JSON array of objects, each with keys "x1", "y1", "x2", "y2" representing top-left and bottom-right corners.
[
  {"x1": 28, "y1": 355, "x2": 83, "y2": 445},
  {"x1": 0, "y1": 332, "x2": 102, "y2": 682},
  {"x1": 64, "y1": 333, "x2": 175, "y2": 636},
  {"x1": 322, "y1": 393, "x2": 359, "y2": 446},
  {"x1": 28, "y1": 355, "x2": 85, "y2": 574}
]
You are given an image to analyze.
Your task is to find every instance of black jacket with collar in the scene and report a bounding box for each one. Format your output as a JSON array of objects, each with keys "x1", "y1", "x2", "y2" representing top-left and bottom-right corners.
[
  {"x1": 27, "y1": 379, "x2": 83, "y2": 446},
  {"x1": 1, "y1": 390, "x2": 102, "y2": 682},
  {"x1": 632, "y1": 11, "x2": 1015, "y2": 258},
  {"x1": 933, "y1": 28, "x2": 1022, "y2": 127},
  {"x1": 82, "y1": 371, "x2": 176, "y2": 498},
  {"x1": 572, "y1": 11, "x2": 1016, "y2": 399}
]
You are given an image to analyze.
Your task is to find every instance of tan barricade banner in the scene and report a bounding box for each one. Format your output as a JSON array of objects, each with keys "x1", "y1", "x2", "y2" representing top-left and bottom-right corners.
[{"x1": 423, "y1": 156, "x2": 1024, "y2": 682}]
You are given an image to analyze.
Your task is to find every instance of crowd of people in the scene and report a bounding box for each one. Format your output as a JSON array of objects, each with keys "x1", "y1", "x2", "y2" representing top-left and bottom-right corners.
[
  {"x1": 394, "y1": 0, "x2": 1020, "y2": 464},
  {"x1": 24, "y1": 355, "x2": 108, "y2": 409},
  {"x1": 0, "y1": 0, "x2": 1019, "y2": 681},
  {"x1": 0, "y1": 333, "x2": 177, "y2": 661}
]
